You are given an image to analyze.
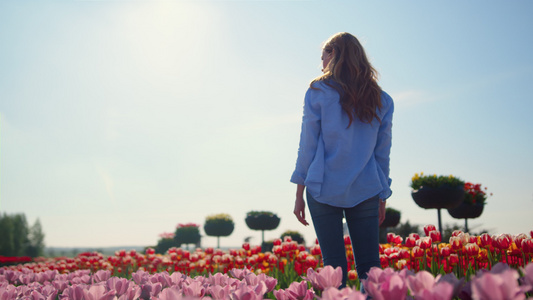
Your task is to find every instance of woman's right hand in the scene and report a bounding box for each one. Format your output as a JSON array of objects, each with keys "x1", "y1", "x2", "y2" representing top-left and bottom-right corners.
[{"x1": 294, "y1": 196, "x2": 309, "y2": 226}]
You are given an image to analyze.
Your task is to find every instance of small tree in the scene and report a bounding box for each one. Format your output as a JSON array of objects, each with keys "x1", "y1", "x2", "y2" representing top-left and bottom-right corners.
[
  {"x1": 155, "y1": 232, "x2": 178, "y2": 254},
  {"x1": 204, "y1": 214, "x2": 234, "y2": 249},
  {"x1": 174, "y1": 223, "x2": 201, "y2": 249},
  {"x1": 26, "y1": 218, "x2": 45, "y2": 257},
  {"x1": 245, "y1": 211, "x2": 280, "y2": 246},
  {"x1": 12, "y1": 214, "x2": 30, "y2": 257},
  {"x1": 0, "y1": 214, "x2": 15, "y2": 256}
]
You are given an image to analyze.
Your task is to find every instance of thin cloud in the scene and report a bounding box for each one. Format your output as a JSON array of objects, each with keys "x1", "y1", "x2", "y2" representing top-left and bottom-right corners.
[
  {"x1": 390, "y1": 90, "x2": 433, "y2": 107},
  {"x1": 96, "y1": 165, "x2": 115, "y2": 205}
]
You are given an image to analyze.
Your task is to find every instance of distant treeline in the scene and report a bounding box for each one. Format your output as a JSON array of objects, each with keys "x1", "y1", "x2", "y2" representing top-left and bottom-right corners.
[{"x1": 0, "y1": 213, "x2": 45, "y2": 257}]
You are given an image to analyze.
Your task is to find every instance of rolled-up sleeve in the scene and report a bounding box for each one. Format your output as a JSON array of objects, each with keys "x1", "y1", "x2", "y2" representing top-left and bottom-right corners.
[
  {"x1": 375, "y1": 94, "x2": 394, "y2": 199},
  {"x1": 290, "y1": 87, "x2": 322, "y2": 185}
]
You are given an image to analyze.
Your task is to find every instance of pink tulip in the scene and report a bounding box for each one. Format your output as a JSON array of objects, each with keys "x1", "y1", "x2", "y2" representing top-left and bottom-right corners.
[
  {"x1": 0, "y1": 285, "x2": 18, "y2": 300},
  {"x1": 182, "y1": 280, "x2": 206, "y2": 298},
  {"x1": 231, "y1": 285, "x2": 263, "y2": 300},
  {"x1": 405, "y1": 270, "x2": 455, "y2": 299},
  {"x1": 365, "y1": 266, "x2": 412, "y2": 285},
  {"x1": 365, "y1": 273, "x2": 408, "y2": 300},
  {"x1": 70, "y1": 274, "x2": 91, "y2": 285},
  {"x1": 208, "y1": 285, "x2": 232, "y2": 300},
  {"x1": 273, "y1": 289, "x2": 289, "y2": 300},
  {"x1": 320, "y1": 287, "x2": 365, "y2": 300},
  {"x1": 229, "y1": 268, "x2": 253, "y2": 280},
  {"x1": 169, "y1": 272, "x2": 187, "y2": 287},
  {"x1": 406, "y1": 270, "x2": 437, "y2": 294},
  {"x1": 131, "y1": 270, "x2": 150, "y2": 285},
  {"x1": 243, "y1": 273, "x2": 277, "y2": 293},
  {"x1": 303, "y1": 265, "x2": 342, "y2": 291},
  {"x1": 208, "y1": 273, "x2": 231, "y2": 287},
  {"x1": 284, "y1": 281, "x2": 315, "y2": 300},
  {"x1": 150, "y1": 273, "x2": 173, "y2": 288},
  {"x1": 34, "y1": 285, "x2": 57, "y2": 299},
  {"x1": 116, "y1": 284, "x2": 141, "y2": 300},
  {"x1": 156, "y1": 286, "x2": 182, "y2": 300},
  {"x1": 91, "y1": 270, "x2": 111, "y2": 284},
  {"x1": 437, "y1": 273, "x2": 464, "y2": 298},
  {"x1": 520, "y1": 263, "x2": 533, "y2": 292},
  {"x1": 471, "y1": 268, "x2": 528, "y2": 300},
  {"x1": 139, "y1": 283, "x2": 163, "y2": 299},
  {"x1": 61, "y1": 284, "x2": 85, "y2": 300},
  {"x1": 105, "y1": 277, "x2": 138, "y2": 298},
  {"x1": 81, "y1": 285, "x2": 116, "y2": 300},
  {"x1": 414, "y1": 281, "x2": 454, "y2": 300}
]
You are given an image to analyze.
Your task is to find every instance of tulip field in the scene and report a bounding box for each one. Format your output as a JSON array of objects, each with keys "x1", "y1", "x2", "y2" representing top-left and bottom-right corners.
[{"x1": 1, "y1": 226, "x2": 533, "y2": 299}]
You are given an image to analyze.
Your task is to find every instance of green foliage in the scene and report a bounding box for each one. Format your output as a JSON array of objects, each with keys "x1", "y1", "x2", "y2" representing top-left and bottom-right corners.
[
  {"x1": 205, "y1": 213, "x2": 234, "y2": 223},
  {"x1": 410, "y1": 173, "x2": 464, "y2": 190},
  {"x1": 174, "y1": 224, "x2": 201, "y2": 246},
  {"x1": 246, "y1": 211, "x2": 277, "y2": 217},
  {"x1": 0, "y1": 213, "x2": 15, "y2": 255},
  {"x1": 385, "y1": 207, "x2": 401, "y2": 215},
  {"x1": 204, "y1": 214, "x2": 235, "y2": 248},
  {"x1": 155, "y1": 238, "x2": 178, "y2": 254},
  {"x1": 204, "y1": 214, "x2": 235, "y2": 237},
  {"x1": 0, "y1": 213, "x2": 44, "y2": 257},
  {"x1": 26, "y1": 219, "x2": 45, "y2": 257}
]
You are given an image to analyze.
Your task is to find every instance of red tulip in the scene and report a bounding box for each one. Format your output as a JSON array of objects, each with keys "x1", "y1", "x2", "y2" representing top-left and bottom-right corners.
[
  {"x1": 449, "y1": 254, "x2": 459, "y2": 266},
  {"x1": 429, "y1": 230, "x2": 442, "y2": 243},
  {"x1": 405, "y1": 236, "x2": 417, "y2": 248},
  {"x1": 451, "y1": 230, "x2": 463, "y2": 237},
  {"x1": 480, "y1": 233, "x2": 492, "y2": 248},
  {"x1": 496, "y1": 234, "x2": 512, "y2": 250},
  {"x1": 242, "y1": 243, "x2": 250, "y2": 251},
  {"x1": 412, "y1": 246, "x2": 424, "y2": 258},
  {"x1": 417, "y1": 237, "x2": 432, "y2": 250},
  {"x1": 310, "y1": 245, "x2": 321, "y2": 256},
  {"x1": 380, "y1": 254, "x2": 389, "y2": 268},
  {"x1": 393, "y1": 235, "x2": 403, "y2": 245},
  {"x1": 514, "y1": 233, "x2": 528, "y2": 250},
  {"x1": 306, "y1": 255, "x2": 318, "y2": 269},
  {"x1": 399, "y1": 249, "x2": 410, "y2": 260},
  {"x1": 465, "y1": 243, "x2": 480, "y2": 256},
  {"x1": 440, "y1": 246, "x2": 451, "y2": 258},
  {"x1": 521, "y1": 238, "x2": 533, "y2": 254},
  {"x1": 348, "y1": 269, "x2": 358, "y2": 281},
  {"x1": 450, "y1": 236, "x2": 463, "y2": 251},
  {"x1": 387, "y1": 233, "x2": 396, "y2": 244},
  {"x1": 424, "y1": 225, "x2": 437, "y2": 236}
]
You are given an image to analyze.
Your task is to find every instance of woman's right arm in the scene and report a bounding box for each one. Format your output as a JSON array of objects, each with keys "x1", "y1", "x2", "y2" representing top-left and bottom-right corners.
[
  {"x1": 290, "y1": 87, "x2": 323, "y2": 185},
  {"x1": 294, "y1": 184, "x2": 309, "y2": 226}
]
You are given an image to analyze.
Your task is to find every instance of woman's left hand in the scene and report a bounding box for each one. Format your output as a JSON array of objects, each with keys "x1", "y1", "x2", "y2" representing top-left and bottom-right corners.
[{"x1": 379, "y1": 200, "x2": 386, "y2": 225}]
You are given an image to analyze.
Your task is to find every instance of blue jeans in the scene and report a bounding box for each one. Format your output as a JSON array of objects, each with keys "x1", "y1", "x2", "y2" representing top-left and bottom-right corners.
[{"x1": 306, "y1": 191, "x2": 380, "y2": 288}]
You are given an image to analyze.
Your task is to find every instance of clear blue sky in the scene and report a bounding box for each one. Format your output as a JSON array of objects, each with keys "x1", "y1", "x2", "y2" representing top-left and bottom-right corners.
[{"x1": 1, "y1": 0, "x2": 532, "y2": 248}]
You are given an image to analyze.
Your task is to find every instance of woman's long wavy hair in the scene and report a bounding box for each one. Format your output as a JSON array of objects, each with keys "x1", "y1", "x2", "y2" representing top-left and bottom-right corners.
[{"x1": 311, "y1": 32, "x2": 382, "y2": 126}]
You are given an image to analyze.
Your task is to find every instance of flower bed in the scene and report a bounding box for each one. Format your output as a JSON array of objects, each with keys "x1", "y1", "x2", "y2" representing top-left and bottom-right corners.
[
  {"x1": 0, "y1": 256, "x2": 32, "y2": 266},
  {"x1": 1, "y1": 227, "x2": 532, "y2": 299}
]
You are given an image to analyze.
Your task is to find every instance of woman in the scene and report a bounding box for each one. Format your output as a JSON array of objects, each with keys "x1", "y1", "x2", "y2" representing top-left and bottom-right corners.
[{"x1": 291, "y1": 32, "x2": 393, "y2": 287}]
